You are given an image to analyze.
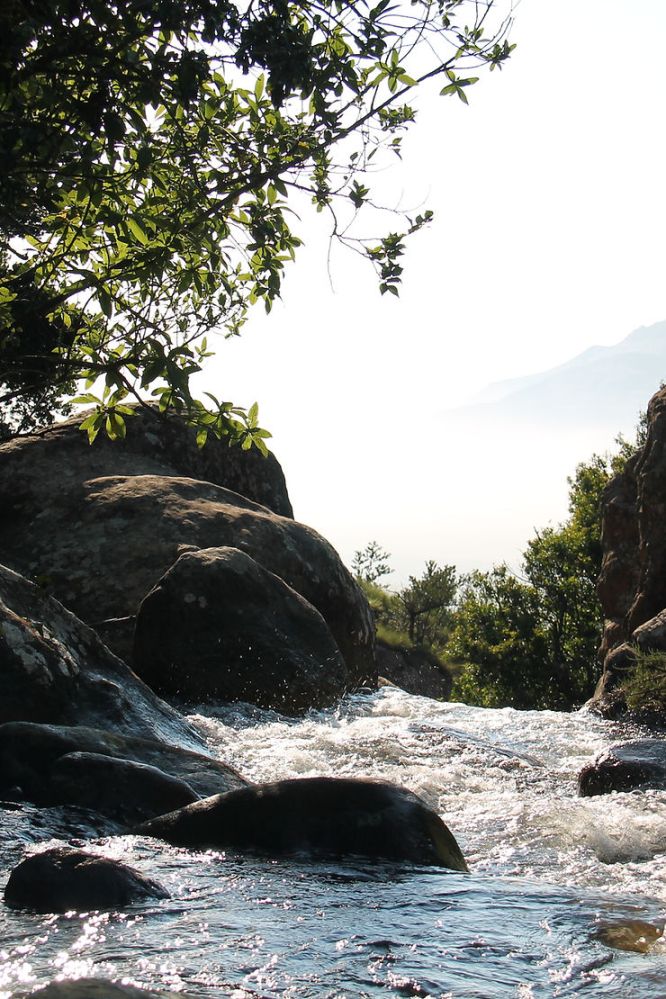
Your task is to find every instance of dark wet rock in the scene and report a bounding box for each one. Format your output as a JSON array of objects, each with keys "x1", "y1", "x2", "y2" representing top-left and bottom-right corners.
[
  {"x1": 578, "y1": 739, "x2": 666, "y2": 796},
  {"x1": 593, "y1": 386, "x2": 666, "y2": 712},
  {"x1": 133, "y1": 546, "x2": 348, "y2": 713},
  {"x1": 0, "y1": 563, "x2": 205, "y2": 749},
  {"x1": 19, "y1": 982, "x2": 186, "y2": 999},
  {"x1": 0, "y1": 469, "x2": 375, "y2": 686},
  {"x1": 0, "y1": 721, "x2": 248, "y2": 808},
  {"x1": 4, "y1": 847, "x2": 168, "y2": 912},
  {"x1": 49, "y1": 752, "x2": 199, "y2": 822},
  {"x1": 375, "y1": 641, "x2": 452, "y2": 700},
  {"x1": 137, "y1": 776, "x2": 469, "y2": 872}
]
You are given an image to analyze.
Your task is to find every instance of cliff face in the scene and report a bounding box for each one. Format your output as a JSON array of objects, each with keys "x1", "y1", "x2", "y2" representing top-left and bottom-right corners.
[{"x1": 594, "y1": 385, "x2": 666, "y2": 710}]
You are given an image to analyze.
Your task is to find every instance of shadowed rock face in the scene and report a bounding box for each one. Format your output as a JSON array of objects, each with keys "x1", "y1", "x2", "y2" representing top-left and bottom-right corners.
[
  {"x1": 375, "y1": 641, "x2": 452, "y2": 700},
  {"x1": 133, "y1": 547, "x2": 348, "y2": 713},
  {"x1": 593, "y1": 386, "x2": 666, "y2": 712},
  {"x1": 0, "y1": 721, "x2": 248, "y2": 809},
  {"x1": 49, "y1": 752, "x2": 199, "y2": 823},
  {"x1": 137, "y1": 777, "x2": 469, "y2": 873},
  {"x1": 4, "y1": 847, "x2": 168, "y2": 912},
  {"x1": 0, "y1": 563, "x2": 205, "y2": 749},
  {"x1": 578, "y1": 740, "x2": 666, "y2": 796}
]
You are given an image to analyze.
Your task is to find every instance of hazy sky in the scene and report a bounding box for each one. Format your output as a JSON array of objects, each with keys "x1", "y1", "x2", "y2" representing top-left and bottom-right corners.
[{"x1": 199, "y1": 0, "x2": 666, "y2": 583}]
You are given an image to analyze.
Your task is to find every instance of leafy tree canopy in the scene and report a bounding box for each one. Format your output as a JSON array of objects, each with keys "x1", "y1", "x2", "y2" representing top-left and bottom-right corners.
[{"x1": 0, "y1": 0, "x2": 513, "y2": 442}]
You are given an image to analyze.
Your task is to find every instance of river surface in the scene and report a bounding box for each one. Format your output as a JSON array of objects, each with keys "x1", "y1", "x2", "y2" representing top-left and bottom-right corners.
[{"x1": 2, "y1": 689, "x2": 666, "y2": 997}]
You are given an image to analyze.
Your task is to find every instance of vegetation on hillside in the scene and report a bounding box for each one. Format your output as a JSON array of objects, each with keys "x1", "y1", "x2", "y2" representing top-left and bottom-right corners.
[
  {"x1": 624, "y1": 650, "x2": 666, "y2": 718},
  {"x1": 354, "y1": 422, "x2": 647, "y2": 711},
  {"x1": 1, "y1": 0, "x2": 513, "y2": 441},
  {"x1": 353, "y1": 542, "x2": 457, "y2": 652}
]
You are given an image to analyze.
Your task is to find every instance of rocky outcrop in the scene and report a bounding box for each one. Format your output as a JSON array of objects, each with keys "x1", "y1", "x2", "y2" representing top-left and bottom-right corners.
[
  {"x1": 133, "y1": 547, "x2": 348, "y2": 713},
  {"x1": 593, "y1": 386, "x2": 666, "y2": 712},
  {"x1": 0, "y1": 563, "x2": 204, "y2": 748},
  {"x1": 375, "y1": 640, "x2": 452, "y2": 700},
  {"x1": 578, "y1": 740, "x2": 666, "y2": 796},
  {"x1": 0, "y1": 721, "x2": 247, "y2": 810},
  {"x1": 136, "y1": 776, "x2": 469, "y2": 872},
  {"x1": 4, "y1": 847, "x2": 168, "y2": 912},
  {"x1": 0, "y1": 423, "x2": 375, "y2": 693},
  {"x1": 0, "y1": 404, "x2": 293, "y2": 517}
]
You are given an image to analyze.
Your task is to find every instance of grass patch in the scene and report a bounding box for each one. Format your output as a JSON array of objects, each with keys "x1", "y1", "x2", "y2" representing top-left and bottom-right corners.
[{"x1": 624, "y1": 649, "x2": 666, "y2": 716}]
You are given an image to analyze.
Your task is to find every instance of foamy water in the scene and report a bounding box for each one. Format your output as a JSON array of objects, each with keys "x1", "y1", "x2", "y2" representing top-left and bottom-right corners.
[{"x1": 2, "y1": 690, "x2": 666, "y2": 996}]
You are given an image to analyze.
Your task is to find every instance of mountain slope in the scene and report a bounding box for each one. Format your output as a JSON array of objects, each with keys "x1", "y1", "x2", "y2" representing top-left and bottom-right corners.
[{"x1": 456, "y1": 321, "x2": 666, "y2": 427}]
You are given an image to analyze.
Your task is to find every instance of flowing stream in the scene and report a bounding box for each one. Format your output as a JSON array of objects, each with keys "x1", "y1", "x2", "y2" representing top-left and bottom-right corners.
[{"x1": 2, "y1": 689, "x2": 666, "y2": 997}]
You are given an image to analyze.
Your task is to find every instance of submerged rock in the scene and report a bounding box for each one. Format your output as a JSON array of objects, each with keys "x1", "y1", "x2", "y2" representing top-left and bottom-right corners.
[
  {"x1": 595, "y1": 918, "x2": 665, "y2": 954},
  {"x1": 137, "y1": 776, "x2": 469, "y2": 872},
  {"x1": 19, "y1": 983, "x2": 186, "y2": 999},
  {"x1": 0, "y1": 721, "x2": 248, "y2": 812},
  {"x1": 133, "y1": 546, "x2": 348, "y2": 713},
  {"x1": 578, "y1": 739, "x2": 666, "y2": 796},
  {"x1": 4, "y1": 847, "x2": 168, "y2": 912}
]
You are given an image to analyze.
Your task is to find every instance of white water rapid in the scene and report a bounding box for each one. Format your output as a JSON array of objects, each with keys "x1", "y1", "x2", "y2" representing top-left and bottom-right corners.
[{"x1": 2, "y1": 689, "x2": 666, "y2": 997}]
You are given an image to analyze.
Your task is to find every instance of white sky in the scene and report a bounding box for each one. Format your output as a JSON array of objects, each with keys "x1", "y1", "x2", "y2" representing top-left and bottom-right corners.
[{"x1": 198, "y1": 0, "x2": 666, "y2": 584}]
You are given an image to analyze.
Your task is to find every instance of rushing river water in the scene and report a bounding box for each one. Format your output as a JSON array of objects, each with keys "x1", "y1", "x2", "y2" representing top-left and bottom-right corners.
[{"x1": 2, "y1": 689, "x2": 666, "y2": 997}]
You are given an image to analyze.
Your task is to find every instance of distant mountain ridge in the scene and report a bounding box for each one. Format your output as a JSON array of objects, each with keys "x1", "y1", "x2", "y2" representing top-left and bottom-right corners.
[{"x1": 449, "y1": 321, "x2": 666, "y2": 428}]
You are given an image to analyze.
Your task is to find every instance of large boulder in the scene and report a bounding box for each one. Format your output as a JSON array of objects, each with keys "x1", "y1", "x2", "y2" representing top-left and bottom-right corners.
[
  {"x1": 137, "y1": 776, "x2": 469, "y2": 872},
  {"x1": 578, "y1": 740, "x2": 666, "y2": 796},
  {"x1": 0, "y1": 404, "x2": 293, "y2": 517},
  {"x1": 0, "y1": 721, "x2": 248, "y2": 808},
  {"x1": 0, "y1": 439, "x2": 375, "y2": 688},
  {"x1": 593, "y1": 386, "x2": 666, "y2": 712},
  {"x1": 375, "y1": 640, "x2": 452, "y2": 700},
  {"x1": 4, "y1": 847, "x2": 168, "y2": 912},
  {"x1": 133, "y1": 547, "x2": 348, "y2": 713}
]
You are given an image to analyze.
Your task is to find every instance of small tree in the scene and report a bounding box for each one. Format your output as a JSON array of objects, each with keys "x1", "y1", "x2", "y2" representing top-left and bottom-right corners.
[
  {"x1": 398, "y1": 560, "x2": 457, "y2": 647},
  {"x1": 352, "y1": 541, "x2": 392, "y2": 584}
]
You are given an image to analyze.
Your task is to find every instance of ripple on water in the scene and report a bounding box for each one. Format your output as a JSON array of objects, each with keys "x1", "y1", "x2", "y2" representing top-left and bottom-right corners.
[{"x1": 2, "y1": 691, "x2": 666, "y2": 996}]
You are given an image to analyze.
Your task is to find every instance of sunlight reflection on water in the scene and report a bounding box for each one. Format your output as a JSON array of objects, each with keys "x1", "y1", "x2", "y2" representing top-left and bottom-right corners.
[{"x1": 1, "y1": 690, "x2": 666, "y2": 997}]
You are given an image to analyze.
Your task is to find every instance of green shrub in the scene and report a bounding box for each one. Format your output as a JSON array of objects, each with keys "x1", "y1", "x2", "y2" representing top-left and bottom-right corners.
[{"x1": 624, "y1": 650, "x2": 666, "y2": 716}]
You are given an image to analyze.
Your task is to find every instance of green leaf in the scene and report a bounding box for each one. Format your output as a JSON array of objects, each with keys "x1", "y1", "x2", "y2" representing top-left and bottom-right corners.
[
  {"x1": 127, "y1": 217, "x2": 150, "y2": 245},
  {"x1": 98, "y1": 288, "x2": 113, "y2": 317}
]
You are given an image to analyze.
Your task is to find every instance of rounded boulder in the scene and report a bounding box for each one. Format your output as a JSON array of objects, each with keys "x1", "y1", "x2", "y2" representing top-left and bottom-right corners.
[
  {"x1": 132, "y1": 547, "x2": 348, "y2": 714},
  {"x1": 136, "y1": 776, "x2": 469, "y2": 872},
  {"x1": 4, "y1": 848, "x2": 169, "y2": 913}
]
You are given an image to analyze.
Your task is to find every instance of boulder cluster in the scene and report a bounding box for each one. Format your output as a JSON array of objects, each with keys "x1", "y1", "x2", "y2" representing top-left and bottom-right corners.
[{"x1": 0, "y1": 406, "x2": 467, "y2": 999}]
